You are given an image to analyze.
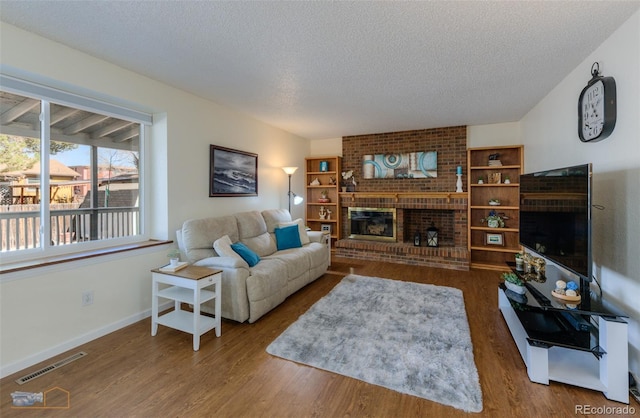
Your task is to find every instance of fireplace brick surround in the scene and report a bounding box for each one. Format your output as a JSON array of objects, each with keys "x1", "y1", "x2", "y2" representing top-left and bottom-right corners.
[{"x1": 335, "y1": 126, "x2": 469, "y2": 270}]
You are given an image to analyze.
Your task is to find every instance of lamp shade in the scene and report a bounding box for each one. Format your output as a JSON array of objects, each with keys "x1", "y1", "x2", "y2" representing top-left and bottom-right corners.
[
  {"x1": 293, "y1": 195, "x2": 304, "y2": 205},
  {"x1": 282, "y1": 167, "x2": 298, "y2": 175}
]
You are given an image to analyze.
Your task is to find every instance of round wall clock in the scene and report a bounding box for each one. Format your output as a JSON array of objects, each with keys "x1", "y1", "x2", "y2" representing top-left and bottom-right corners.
[{"x1": 578, "y1": 62, "x2": 616, "y2": 142}]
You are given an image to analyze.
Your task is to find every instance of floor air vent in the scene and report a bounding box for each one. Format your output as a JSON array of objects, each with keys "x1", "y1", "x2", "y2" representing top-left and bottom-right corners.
[{"x1": 15, "y1": 351, "x2": 87, "y2": 385}]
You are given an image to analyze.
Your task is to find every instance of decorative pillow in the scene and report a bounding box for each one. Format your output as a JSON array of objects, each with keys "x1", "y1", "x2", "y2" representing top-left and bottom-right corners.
[
  {"x1": 274, "y1": 224, "x2": 303, "y2": 251},
  {"x1": 213, "y1": 235, "x2": 249, "y2": 267},
  {"x1": 278, "y1": 218, "x2": 310, "y2": 245},
  {"x1": 230, "y1": 242, "x2": 261, "y2": 267}
]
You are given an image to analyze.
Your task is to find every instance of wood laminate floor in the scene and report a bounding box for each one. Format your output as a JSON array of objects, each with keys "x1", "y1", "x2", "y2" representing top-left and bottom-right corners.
[{"x1": 1, "y1": 257, "x2": 637, "y2": 417}]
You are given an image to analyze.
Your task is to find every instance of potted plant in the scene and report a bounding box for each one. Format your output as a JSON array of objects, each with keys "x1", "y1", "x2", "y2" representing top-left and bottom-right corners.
[
  {"x1": 481, "y1": 210, "x2": 505, "y2": 228},
  {"x1": 319, "y1": 190, "x2": 330, "y2": 202},
  {"x1": 515, "y1": 252, "x2": 524, "y2": 271},
  {"x1": 502, "y1": 272, "x2": 526, "y2": 294},
  {"x1": 341, "y1": 170, "x2": 355, "y2": 192},
  {"x1": 167, "y1": 249, "x2": 181, "y2": 266}
]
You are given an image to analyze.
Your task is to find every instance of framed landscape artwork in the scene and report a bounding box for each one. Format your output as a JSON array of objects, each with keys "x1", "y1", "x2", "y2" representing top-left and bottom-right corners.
[{"x1": 209, "y1": 145, "x2": 258, "y2": 197}]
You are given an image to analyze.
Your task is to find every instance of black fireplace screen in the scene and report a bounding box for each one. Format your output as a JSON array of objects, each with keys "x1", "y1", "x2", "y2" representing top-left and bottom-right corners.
[{"x1": 348, "y1": 207, "x2": 396, "y2": 242}]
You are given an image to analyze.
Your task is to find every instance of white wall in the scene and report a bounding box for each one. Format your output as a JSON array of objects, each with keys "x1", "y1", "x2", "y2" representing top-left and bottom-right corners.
[
  {"x1": 310, "y1": 137, "x2": 342, "y2": 157},
  {"x1": 0, "y1": 23, "x2": 310, "y2": 376},
  {"x1": 467, "y1": 122, "x2": 522, "y2": 149},
  {"x1": 520, "y1": 11, "x2": 640, "y2": 377}
]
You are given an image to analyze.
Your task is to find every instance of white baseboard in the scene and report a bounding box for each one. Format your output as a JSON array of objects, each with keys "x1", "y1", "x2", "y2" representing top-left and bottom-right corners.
[{"x1": 0, "y1": 301, "x2": 173, "y2": 379}]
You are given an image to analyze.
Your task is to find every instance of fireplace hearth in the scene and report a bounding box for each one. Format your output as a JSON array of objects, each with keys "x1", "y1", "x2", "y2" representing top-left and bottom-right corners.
[{"x1": 336, "y1": 192, "x2": 469, "y2": 270}]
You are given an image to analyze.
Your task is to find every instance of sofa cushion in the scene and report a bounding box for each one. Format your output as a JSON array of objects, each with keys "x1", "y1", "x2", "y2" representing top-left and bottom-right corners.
[
  {"x1": 236, "y1": 211, "x2": 277, "y2": 256},
  {"x1": 245, "y1": 258, "x2": 288, "y2": 323},
  {"x1": 278, "y1": 218, "x2": 310, "y2": 245},
  {"x1": 214, "y1": 235, "x2": 249, "y2": 268},
  {"x1": 262, "y1": 209, "x2": 292, "y2": 232},
  {"x1": 231, "y1": 242, "x2": 261, "y2": 267},
  {"x1": 182, "y1": 215, "x2": 239, "y2": 262},
  {"x1": 236, "y1": 211, "x2": 268, "y2": 238},
  {"x1": 266, "y1": 248, "x2": 310, "y2": 282},
  {"x1": 275, "y1": 224, "x2": 302, "y2": 250}
]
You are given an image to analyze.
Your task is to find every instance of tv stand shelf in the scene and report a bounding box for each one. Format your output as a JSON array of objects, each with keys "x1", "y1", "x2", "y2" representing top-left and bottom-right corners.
[{"x1": 498, "y1": 265, "x2": 629, "y2": 403}]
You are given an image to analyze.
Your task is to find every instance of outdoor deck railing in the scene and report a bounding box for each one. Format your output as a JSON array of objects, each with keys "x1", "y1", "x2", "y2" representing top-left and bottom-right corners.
[{"x1": 0, "y1": 206, "x2": 140, "y2": 252}]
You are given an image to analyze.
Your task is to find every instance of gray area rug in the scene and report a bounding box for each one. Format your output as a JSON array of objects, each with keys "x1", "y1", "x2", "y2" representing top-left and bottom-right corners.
[{"x1": 266, "y1": 274, "x2": 483, "y2": 412}]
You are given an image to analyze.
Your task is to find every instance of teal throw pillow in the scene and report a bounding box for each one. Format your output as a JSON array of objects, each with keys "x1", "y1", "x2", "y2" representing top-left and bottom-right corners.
[
  {"x1": 230, "y1": 242, "x2": 260, "y2": 267},
  {"x1": 275, "y1": 224, "x2": 302, "y2": 250}
]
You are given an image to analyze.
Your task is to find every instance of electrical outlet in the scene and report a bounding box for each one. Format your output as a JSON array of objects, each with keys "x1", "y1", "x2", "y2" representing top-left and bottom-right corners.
[{"x1": 82, "y1": 290, "x2": 94, "y2": 306}]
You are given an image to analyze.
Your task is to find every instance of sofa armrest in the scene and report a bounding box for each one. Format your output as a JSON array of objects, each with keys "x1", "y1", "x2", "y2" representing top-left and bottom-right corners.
[
  {"x1": 193, "y1": 256, "x2": 251, "y2": 323},
  {"x1": 307, "y1": 231, "x2": 324, "y2": 243},
  {"x1": 194, "y1": 256, "x2": 249, "y2": 269}
]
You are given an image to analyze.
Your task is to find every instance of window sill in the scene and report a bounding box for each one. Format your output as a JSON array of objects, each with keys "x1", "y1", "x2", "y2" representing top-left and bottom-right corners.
[{"x1": 0, "y1": 239, "x2": 172, "y2": 276}]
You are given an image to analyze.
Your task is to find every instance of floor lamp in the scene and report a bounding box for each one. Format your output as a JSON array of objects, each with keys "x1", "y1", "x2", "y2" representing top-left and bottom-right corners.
[{"x1": 282, "y1": 167, "x2": 304, "y2": 213}]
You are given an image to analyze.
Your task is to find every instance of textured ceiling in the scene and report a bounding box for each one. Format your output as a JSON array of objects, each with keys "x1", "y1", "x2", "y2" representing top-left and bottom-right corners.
[{"x1": 1, "y1": 1, "x2": 639, "y2": 140}]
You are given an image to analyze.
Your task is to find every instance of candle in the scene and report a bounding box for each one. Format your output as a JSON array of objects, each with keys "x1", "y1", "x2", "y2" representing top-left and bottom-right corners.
[{"x1": 456, "y1": 166, "x2": 462, "y2": 175}]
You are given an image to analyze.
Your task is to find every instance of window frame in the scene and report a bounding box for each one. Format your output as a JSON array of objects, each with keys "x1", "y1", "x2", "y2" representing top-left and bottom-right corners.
[{"x1": 0, "y1": 74, "x2": 152, "y2": 264}]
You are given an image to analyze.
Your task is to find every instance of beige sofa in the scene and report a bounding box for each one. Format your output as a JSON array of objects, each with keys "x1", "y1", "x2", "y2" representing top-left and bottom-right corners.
[{"x1": 177, "y1": 209, "x2": 329, "y2": 323}]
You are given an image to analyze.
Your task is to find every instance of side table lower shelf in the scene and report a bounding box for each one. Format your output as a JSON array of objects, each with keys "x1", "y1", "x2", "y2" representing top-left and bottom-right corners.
[{"x1": 155, "y1": 308, "x2": 219, "y2": 336}]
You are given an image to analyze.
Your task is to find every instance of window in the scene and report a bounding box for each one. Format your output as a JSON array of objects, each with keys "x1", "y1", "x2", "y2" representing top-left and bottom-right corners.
[{"x1": 0, "y1": 76, "x2": 152, "y2": 262}]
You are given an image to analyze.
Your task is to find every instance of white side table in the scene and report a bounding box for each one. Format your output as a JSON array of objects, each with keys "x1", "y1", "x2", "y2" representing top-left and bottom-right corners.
[
  {"x1": 151, "y1": 265, "x2": 222, "y2": 351},
  {"x1": 322, "y1": 231, "x2": 331, "y2": 266}
]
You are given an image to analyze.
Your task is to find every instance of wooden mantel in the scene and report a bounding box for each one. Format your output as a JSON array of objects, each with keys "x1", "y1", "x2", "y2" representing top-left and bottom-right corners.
[{"x1": 339, "y1": 191, "x2": 468, "y2": 203}]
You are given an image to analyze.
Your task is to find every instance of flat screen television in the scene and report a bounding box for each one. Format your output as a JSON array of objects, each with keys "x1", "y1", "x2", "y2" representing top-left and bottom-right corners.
[{"x1": 519, "y1": 163, "x2": 592, "y2": 282}]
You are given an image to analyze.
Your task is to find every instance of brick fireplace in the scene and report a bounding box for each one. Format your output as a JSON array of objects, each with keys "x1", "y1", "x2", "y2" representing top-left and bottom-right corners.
[{"x1": 335, "y1": 126, "x2": 469, "y2": 270}]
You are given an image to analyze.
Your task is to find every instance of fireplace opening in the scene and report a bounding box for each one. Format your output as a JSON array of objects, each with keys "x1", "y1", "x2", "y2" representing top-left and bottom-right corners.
[{"x1": 348, "y1": 207, "x2": 396, "y2": 242}]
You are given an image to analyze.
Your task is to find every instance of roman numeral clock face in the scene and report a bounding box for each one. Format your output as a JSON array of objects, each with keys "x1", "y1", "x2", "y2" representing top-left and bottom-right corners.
[
  {"x1": 578, "y1": 72, "x2": 616, "y2": 143},
  {"x1": 581, "y1": 81, "x2": 604, "y2": 140}
]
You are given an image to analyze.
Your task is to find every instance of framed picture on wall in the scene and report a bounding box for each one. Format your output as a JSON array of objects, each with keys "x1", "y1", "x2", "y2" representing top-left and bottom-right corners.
[{"x1": 209, "y1": 145, "x2": 258, "y2": 197}]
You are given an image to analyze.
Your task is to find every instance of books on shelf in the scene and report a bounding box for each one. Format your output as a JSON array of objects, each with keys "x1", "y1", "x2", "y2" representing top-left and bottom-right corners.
[{"x1": 159, "y1": 261, "x2": 189, "y2": 273}]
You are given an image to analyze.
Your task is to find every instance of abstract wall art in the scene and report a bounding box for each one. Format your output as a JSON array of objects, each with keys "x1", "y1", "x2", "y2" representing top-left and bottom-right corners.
[{"x1": 362, "y1": 152, "x2": 437, "y2": 179}]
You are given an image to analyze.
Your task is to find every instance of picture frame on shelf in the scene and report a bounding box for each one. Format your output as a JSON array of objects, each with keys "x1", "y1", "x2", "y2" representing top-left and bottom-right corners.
[
  {"x1": 209, "y1": 145, "x2": 258, "y2": 197},
  {"x1": 488, "y1": 172, "x2": 502, "y2": 184},
  {"x1": 485, "y1": 232, "x2": 504, "y2": 246},
  {"x1": 321, "y1": 224, "x2": 331, "y2": 233}
]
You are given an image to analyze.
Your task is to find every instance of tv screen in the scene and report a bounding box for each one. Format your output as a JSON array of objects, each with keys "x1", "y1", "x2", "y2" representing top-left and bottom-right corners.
[{"x1": 519, "y1": 164, "x2": 592, "y2": 281}]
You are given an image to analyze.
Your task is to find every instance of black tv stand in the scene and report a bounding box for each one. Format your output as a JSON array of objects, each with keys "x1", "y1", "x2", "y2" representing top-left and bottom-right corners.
[
  {"x1": 498, "y1": 264, "x2": 629, "y2": 403},
  {"x1": 560, "y1": 311, "x2": 591, "y2": 332}
]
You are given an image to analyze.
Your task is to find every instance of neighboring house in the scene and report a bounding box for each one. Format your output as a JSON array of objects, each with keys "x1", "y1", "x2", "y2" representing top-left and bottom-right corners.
[
  {"x1": 79, "y1": 173, "x2": 140, "y2": 209},
  {"x1": 68, "y1": 165, "x2": 139, "y2": 205},
  {"x1": 2, "y1": 159, "x2": 80, "y2": 204}
]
